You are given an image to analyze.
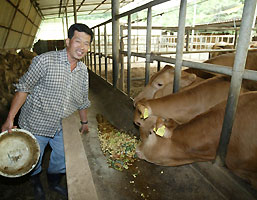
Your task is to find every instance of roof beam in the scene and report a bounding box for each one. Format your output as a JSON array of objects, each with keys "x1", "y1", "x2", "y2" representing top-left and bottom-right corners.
[
  {"x1": 58, "y1": 0, "x2": 63, "y2": 17},
  {"x1": 89, "y1": 0, "x2": 107, "y2": 15}
]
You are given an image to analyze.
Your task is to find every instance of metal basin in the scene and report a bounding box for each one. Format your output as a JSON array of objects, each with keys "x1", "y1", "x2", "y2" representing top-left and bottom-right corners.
[{"x1": 0, "y1": 129, "x2": 40, "y2": 178}]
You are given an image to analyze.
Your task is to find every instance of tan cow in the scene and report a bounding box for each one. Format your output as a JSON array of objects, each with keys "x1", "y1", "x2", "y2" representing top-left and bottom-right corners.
[
  {"x1": 209, "y1": 42, "x2": 234, "y2": 58},
  {"x1": 134, "y1": 76, "x2": 247, "y2": 127},
  {"x1": 206, "y1": 50, "x2": 257, "y2": 90},
  {"x1": 133, "y1": 65, "x2": 197, "y2": 106},
  {"x1": 136, "y1": 91, "x2": 257, "y2": 189}
]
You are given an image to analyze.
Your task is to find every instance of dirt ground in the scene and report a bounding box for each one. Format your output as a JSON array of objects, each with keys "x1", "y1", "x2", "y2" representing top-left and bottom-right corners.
[{"x1": 93, "y1": 63, "x2": 165, "y2": 98}]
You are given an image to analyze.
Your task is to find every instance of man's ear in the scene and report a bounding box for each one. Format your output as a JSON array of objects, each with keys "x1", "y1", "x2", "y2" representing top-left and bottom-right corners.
[{"x1": 65, "y1": 38, "x2": 70, "y2": 47}]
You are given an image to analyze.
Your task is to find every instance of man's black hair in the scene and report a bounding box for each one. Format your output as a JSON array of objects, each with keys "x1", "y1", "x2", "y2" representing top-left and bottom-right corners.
[{"x1": 68, "y1": 23, "x2": 94, "y2": 42}]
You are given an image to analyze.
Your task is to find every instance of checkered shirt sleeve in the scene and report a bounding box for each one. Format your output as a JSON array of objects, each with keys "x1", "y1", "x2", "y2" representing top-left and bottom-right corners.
[{"x1": 16, "y1": 49, "x2": 90, "y2": 137}]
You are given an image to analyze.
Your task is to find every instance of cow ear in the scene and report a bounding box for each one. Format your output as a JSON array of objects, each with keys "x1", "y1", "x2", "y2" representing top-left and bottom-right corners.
[
  {"x1": 180, "y1": 73, "x2": 197, "y2": 88},
  {"x1": 136, "y1": 102, "x2": 146, "y2": 118},
  {"x1": 137, "y1": 102, "x2": 150, "y2": 119},
  {"x1": 164, "y1": 119, "x2": 178, "y2": 130}
]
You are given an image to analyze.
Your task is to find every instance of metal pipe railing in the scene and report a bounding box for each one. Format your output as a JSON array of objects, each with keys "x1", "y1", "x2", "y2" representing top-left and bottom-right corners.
[
  {"x1": 98, "y1": 26, "x2": 101, "y2": 77},
  {"x1": 173, "y1": 0, "x2": 187, "y2": 93},
  {"x1": 145, "y1": 7, "x2": 152, "y2": 85},
  {"x1": 87, "y1": 0, "x2": 257, "y2": 167},
  {"x1": 112, "y1": 0, "x2": 120, "y2": 88},
  {"x1": 104, "y1": 24, "x2": 108, "y2": 80},
  {"x1": 215, "y1": 0, "x2": 257, "y2": 165},
  {"x1": 127, "y1": 14, "x2": 132, "y2": 97}
]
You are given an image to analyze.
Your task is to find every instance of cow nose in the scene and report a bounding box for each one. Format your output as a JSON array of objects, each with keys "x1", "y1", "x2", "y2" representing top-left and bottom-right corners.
[
  {"x1": 134, "y1": 121, "x2": 141, "y2": 126},
  {"x1": 135, "y1": 147, "x2": 143, "y2": 159}
]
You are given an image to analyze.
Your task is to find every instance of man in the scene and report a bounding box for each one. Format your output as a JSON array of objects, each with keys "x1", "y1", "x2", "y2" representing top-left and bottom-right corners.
[{"x1": 1, "y1": 23, "x2": 94, "y2": 200}]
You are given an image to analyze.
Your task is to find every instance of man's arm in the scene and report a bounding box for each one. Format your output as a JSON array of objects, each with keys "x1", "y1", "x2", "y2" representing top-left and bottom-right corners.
[
  {"x1": 78, "y1": 109, "x2": 89, "y2": 134},
  {"x1": 1, "y1": 91, "x2": 28, "y2": 132}
]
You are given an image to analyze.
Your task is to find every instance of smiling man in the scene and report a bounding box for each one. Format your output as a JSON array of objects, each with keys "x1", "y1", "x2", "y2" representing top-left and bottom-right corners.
[{"x1": 1, "y1": 23, "x2": 94, "y2": 200}]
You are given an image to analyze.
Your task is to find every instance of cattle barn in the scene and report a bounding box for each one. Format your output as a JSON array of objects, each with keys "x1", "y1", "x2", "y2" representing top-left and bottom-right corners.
[{"x1": 0, "y1": 0, "x2": 257, "y2": 199}]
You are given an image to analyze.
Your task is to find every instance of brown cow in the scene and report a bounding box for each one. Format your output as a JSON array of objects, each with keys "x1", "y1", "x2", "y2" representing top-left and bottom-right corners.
[
  {"x1": 136, "y1": 91, "x2": 257, "y2": 189},
  {"x1": 205, "y1": 49, "x2": 256, "y2": 68},
  {"x1": 204, "y1": 50, "x2": 257, "y2": 91},
  {"x1": 133, "y1": 65, "x2": 197, "y2": 106},
  {"x1": 134, "y1": 76, "x2": 247, "y2": 127},
  {"x1": 209, "y1": 42, "x2": 234, "y2": 58}
]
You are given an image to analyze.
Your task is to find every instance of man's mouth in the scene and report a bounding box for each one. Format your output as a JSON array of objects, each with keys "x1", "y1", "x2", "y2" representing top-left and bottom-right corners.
[{"x1": 77, "y1": 50, "x2": 84, "y2": 56}]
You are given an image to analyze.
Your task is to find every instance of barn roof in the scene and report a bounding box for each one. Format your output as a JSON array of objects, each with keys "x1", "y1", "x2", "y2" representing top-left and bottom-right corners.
[
  {"x1": 34, "y1": 0, "x2": 134, "y2": 19},
  {"x1": 0, "y1": 0, "x2": 251, "y2": 50}
]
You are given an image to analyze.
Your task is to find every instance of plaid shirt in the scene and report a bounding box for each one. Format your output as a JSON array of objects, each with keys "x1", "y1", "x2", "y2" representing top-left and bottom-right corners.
[{"x1": 15, "y1": 48, "x2": 90, "y2": 137}]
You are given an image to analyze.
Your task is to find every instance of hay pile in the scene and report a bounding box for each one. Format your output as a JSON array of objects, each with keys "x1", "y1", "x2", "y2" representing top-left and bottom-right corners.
[{"x1": 0, "y1": 49, "x2": 36, "y2": 125}]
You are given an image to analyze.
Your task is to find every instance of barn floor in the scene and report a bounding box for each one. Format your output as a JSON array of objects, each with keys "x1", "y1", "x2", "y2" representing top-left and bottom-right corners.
[
  {"x1": 0, "y1": 70, "x2": 257, "y2": 200},
  {"x1": 78, "y1": 71, "x2": 257, "y2": 200}
]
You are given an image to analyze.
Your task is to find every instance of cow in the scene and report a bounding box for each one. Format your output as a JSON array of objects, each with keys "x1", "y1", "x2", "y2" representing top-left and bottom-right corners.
[
  {"x1": 209, "y1": 42, "x2": 234, "y2": 58},
  {"x1": 205, "y1": 49, "x2": 256, "y2": 69},
  {"x1": 136, "y1": 91, "x2": 257, "y2": 189},
  {"x1": 134, "y1": 75, "x2": 247, "y2": 127},
  {"x1": 133, "y1": 65, "x2": 197, "y2": 106},
  {"x1": 204, "y1": 50, "x2": 257, "y2": 91}
]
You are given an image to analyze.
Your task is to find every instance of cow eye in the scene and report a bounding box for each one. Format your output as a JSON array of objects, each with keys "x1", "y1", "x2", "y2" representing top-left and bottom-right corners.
[
  {"x1": 157, "y1": 83, "x2": 163, "y2": 87},
  {"x1": 149, "y1": 131, "x2": 152, "y2": 135}
]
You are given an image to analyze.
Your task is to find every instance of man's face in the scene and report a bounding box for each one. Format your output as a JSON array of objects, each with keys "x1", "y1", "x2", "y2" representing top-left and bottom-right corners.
[{"x1": 66, "y1": 30, "x2": 91, "y2": 62}]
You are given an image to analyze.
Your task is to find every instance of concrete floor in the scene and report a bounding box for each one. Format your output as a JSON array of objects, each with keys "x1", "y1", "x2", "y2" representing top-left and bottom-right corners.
[
  {"x1": 78, "y1": 71, "x2": 257, "y2": 200},
  {"x1": 0, "y1": 70, "x2": 257, "y2": 200}
]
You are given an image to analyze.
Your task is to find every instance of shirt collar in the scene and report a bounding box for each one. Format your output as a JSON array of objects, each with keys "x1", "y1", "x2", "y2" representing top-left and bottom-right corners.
[{"x1": 61, "y1": 48, "x2": 84, "y2": 72}]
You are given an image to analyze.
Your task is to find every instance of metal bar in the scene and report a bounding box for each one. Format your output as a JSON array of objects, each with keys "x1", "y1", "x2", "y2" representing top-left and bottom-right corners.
[
  {"x1": 149, "y1": 53, "x2": 257, "y2": 82},
  {"x1": 98, "y1": 27, "x2": 102, "y2": 77},
  {"x1": 104, "y1": 24, "x2": 108, "y2": 80},
  {"x1": 73, "y1": 0, "x2": 77, "y2": 23},
  {"x1": 157, "y1": 61, "x2": 161, "y2": 71},
  {"x1": 65, "y1": 5, "x2": 69, "y2": 33},
  {"x1": 173, "y1": 0, "x2": 187, "y2": 93},
  {"x1": 145, "y1": 7, "x2": 152, "y2": 85},
  {"x1": 234, "y1": 30, "x2": 238, "y2": 48},
  {"x1": 186, "y1": 29, "x2": 189, "y2": 51},
  {"x1": 89, "y1": 0, "x2": 107, "y2": 15},
  {"x1": 215, "y1": 0, "x2": 257, "y2": 165},
  {"x1": 117, "y1": 0, "x2": 171, "y2": 20},
  {"x1": 151, "y1": 49, "x2": 236, "y2": 55},
  {"x1": 77, "y1": 0, "x2": 86, "y2": 11},
  {"x1": 112, "y1": 0, "x2": 120, "y2": 87},
  {"x1": 90, "y1": 49, "x2": 93, "y2": 71},
  {"x1": 119, "y1": 25, "x2": 124, "y2": 90},
  {"x1": 58, "y1": 0, "x2": 63, "y2": 17},
  {"x1": 127, "y1": 14, "x2": 132, "y2": 97},
  {"x1": 62, "y1": 17, "x2": 66, "y2": 40},
  {"x1": 91, "y1": 0, "x2": 170, "y2": 29},
  {"x1": 120, "y1": 25, "x2": 245, "y2": 31},
  {"x1": 93, "y1": 29, "x2": 97, "y2": 73}
]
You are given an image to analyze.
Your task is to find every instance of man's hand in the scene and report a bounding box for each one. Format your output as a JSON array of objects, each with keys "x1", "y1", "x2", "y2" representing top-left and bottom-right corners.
[
  {"x1": 79, "y1": 124, "x2": 89, "y2": 134},
  {"x1": 1, "y1": 118, "x2": 17, "y2": 133}
]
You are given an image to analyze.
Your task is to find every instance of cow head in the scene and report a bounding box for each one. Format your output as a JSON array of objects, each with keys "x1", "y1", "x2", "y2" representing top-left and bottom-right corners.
[
  {"x1": 133, "y1": 65, "x2": 173, "y2": 106},
  {"x1": 151, "y1": 117, "x2": 179, "y2": 139},
  {"x1": 133, "y1": 100, "x2": 153, "y2": 127},
  {"x1": 133, "y1": 65, "x2": 197, "y2": 106},
  {"x1": 135, "y1": 116, "x2": 179, "y2": 163},
  {"x1": 153, "y1": 73, "x2": 196, "y2": 99}
]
